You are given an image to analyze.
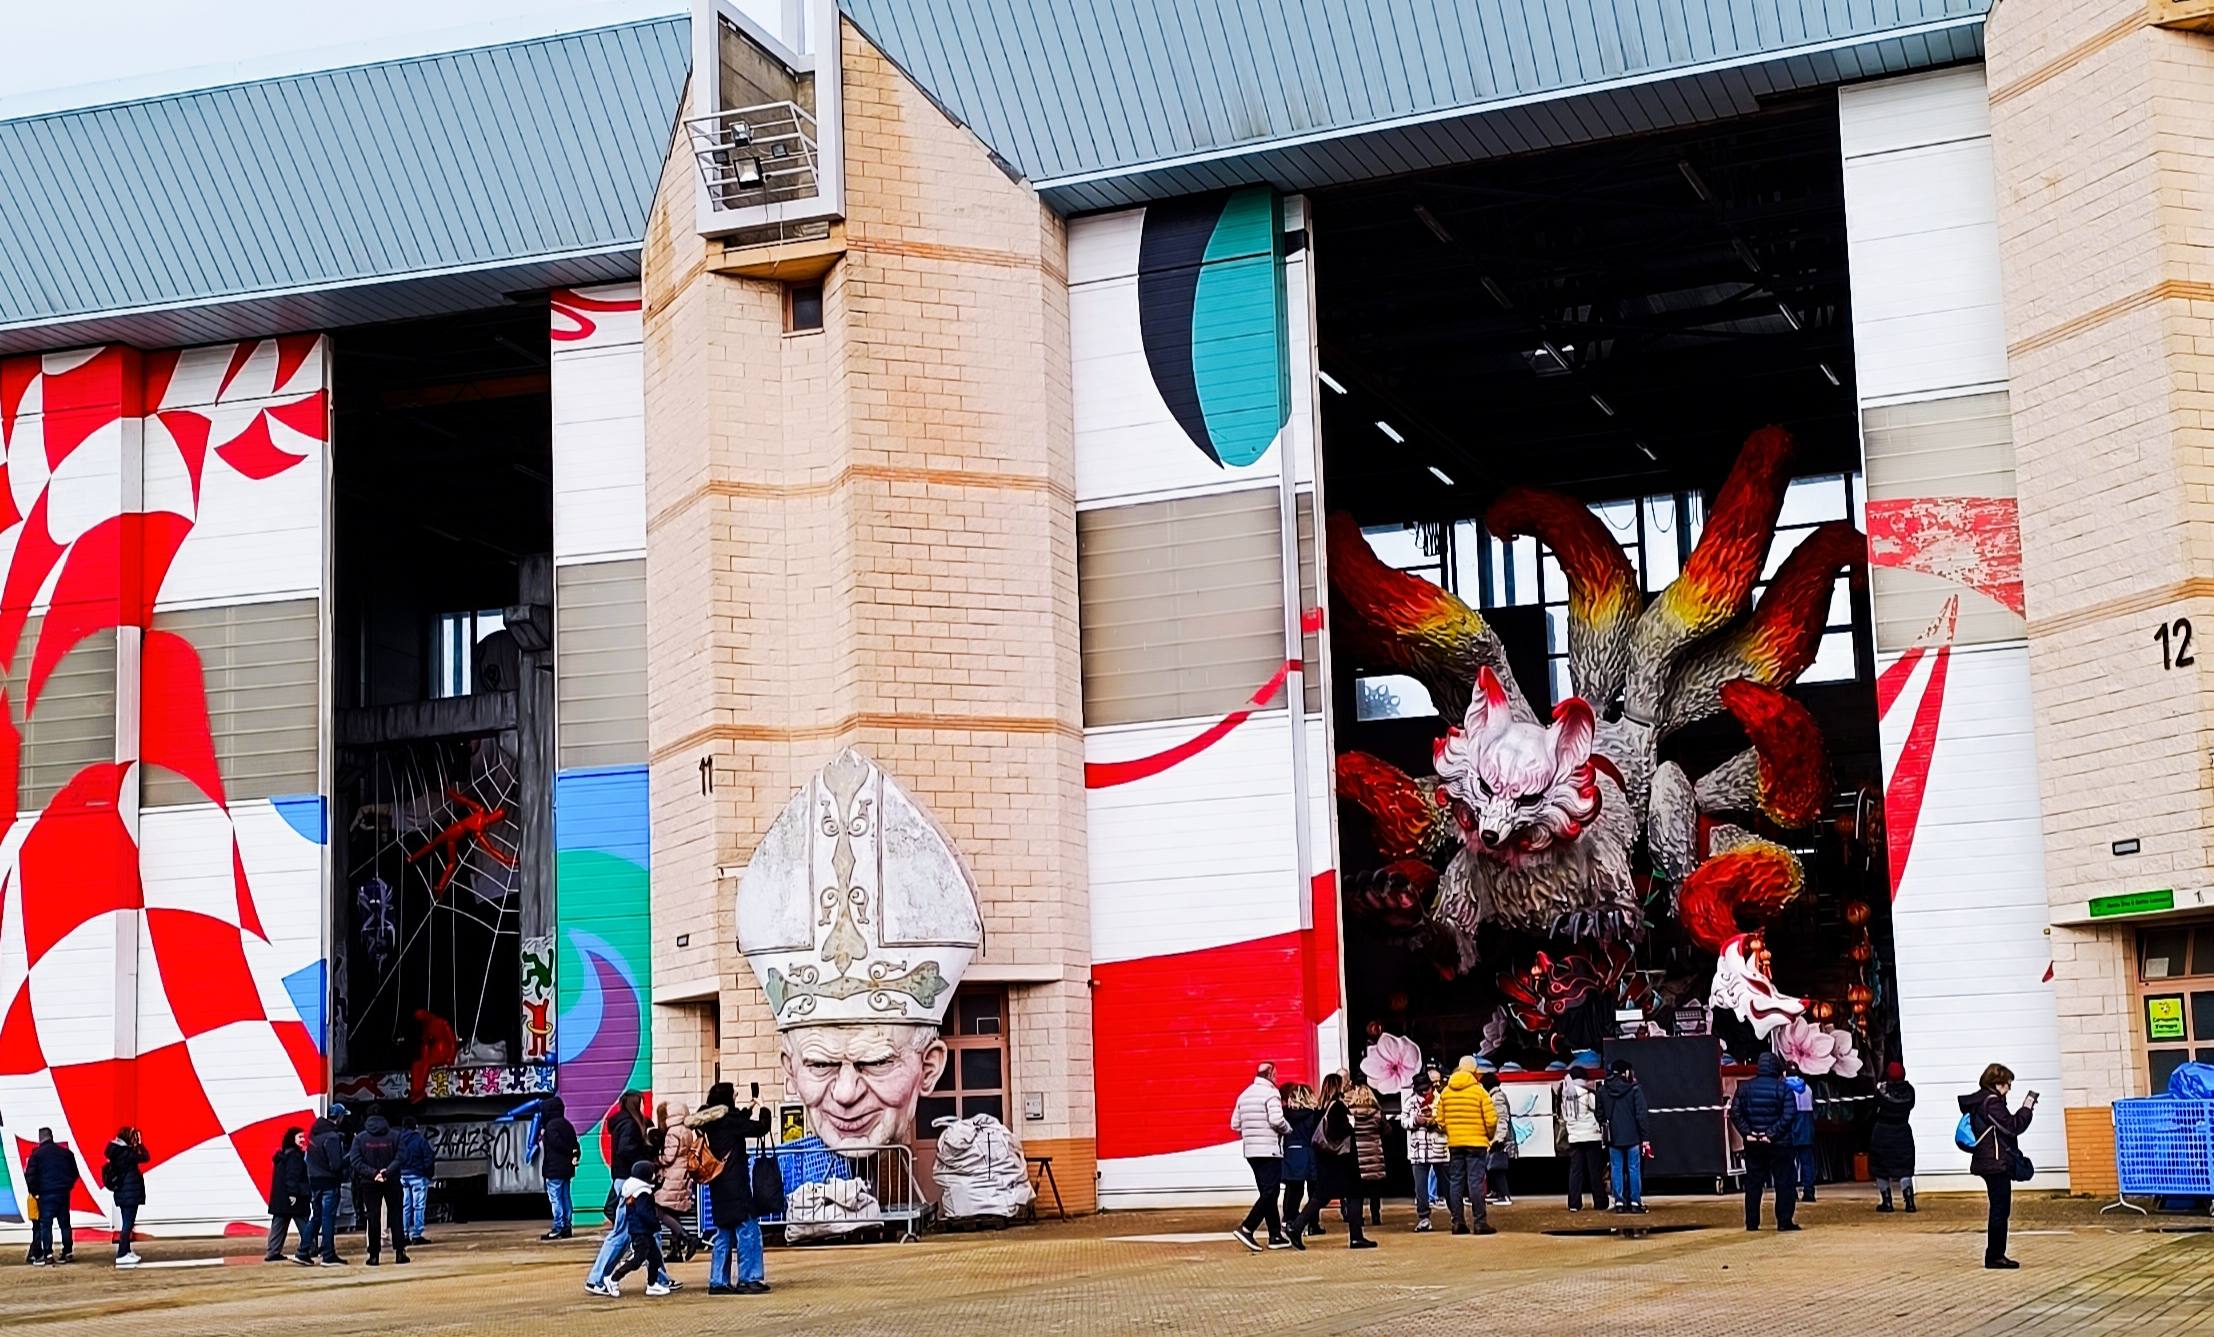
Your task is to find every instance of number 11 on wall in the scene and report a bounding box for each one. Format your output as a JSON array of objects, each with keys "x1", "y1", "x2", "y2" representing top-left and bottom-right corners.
[{"x1": 2156, "y1": 616, "x2": 2196, "y2": 670}]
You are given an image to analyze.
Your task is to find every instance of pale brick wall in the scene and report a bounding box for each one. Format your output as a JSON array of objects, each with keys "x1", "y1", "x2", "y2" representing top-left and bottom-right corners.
[
  {"x1": 1990, "y1": 2, "x2": 2214, "y2": 1178},
  {"x1": 642, "y1": 23, "x2": 1095, "y2": 1203}
]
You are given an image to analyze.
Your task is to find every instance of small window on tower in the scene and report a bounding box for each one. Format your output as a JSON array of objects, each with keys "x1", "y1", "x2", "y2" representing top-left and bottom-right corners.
[{"x1": 787, "y1": 280, "x2": 824, "y2": 333}]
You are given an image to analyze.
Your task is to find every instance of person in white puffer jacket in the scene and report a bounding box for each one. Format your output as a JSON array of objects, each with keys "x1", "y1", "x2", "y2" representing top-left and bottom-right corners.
[
  {"x1": 1558, "y1": 1054, "x2": 1609, "y2": 1211},
  {"x1": 1229, "y1": 1062, "x2": 1292, "y2": 1251}
]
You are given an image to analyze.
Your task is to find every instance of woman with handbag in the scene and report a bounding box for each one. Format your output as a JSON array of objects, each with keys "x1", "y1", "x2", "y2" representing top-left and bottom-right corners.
[
  {"x1": 698, "y1": 1081, "x2": 775, "y2": 1295},
  {"x1": 1289, "y1": 1072, "x2": 1372, "y2": 1249},
  {"x1": 1957, "y1": 1063, "x2": 2037, "y2": 1270}
]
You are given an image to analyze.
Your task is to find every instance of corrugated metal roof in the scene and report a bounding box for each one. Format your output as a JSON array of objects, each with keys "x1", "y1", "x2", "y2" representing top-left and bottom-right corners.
[
  {"x1": 839, "y1": 0, "x2": 1990, "y2": 210},
  {"x1": 0, "y1": 15, "x2": 689, "y2": 350}
]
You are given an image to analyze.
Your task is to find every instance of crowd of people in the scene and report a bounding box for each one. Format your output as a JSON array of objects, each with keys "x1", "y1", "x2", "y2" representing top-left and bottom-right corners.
[{"x1": 1229, "y1": 1050, "x2": 2035, "y2": 1269}]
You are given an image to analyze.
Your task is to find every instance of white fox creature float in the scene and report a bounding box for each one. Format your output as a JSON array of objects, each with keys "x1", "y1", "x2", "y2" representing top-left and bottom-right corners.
[{"x1": 1330, "y1": 427, "x2": 1865, "y2": 1037}]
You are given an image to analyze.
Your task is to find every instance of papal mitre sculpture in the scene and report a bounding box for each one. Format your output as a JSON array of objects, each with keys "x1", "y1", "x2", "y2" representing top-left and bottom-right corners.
[{"x1": 736, "y1": 748, "x2": 985, "y2": 1150}]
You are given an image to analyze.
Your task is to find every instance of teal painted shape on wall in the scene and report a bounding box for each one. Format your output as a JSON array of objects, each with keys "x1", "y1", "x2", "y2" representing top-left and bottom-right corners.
[
  {"x1": 1191, "y1": 188, "x2": 1288, "y2": 468},
  {"x1": 1136, "y1": 186, "x2": 1290, "y2": 470}
]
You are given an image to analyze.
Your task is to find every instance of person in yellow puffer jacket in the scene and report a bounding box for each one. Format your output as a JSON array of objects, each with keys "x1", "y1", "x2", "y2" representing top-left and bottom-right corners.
[{"x1": 1433, "y1": 1057, "x2": 1499, "y2": 1235}]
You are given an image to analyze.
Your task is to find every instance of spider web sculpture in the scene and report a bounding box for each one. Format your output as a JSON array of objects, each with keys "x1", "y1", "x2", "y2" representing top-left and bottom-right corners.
[{"x1": 340, "y1": 733, "x2": 525, "y2": 1072}]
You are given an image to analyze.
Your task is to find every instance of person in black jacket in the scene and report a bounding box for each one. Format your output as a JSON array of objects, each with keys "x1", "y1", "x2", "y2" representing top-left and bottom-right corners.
[
  {"x1": 699, "y1": 1081, "x2": 775, "y2": 1294},
  {"x1": 1729, "y1": 1053, "x2": 1799, "y2": 1231},
  {"x1": 300, "y1": 1115, "x2": 348, "y2": 1264},
  {"x1": 1598, "y1": 1060, "x2": 1652, "y2": 1213},
  {"x1": 264, "y1": 1127, "x2": 312, "y2": 1264},
  {"x1": 102, "y1": 1127, "x2": 149, "y2": 1266},
  {"x1": 537, "y1": 1096, "x2": 582, "y2": 1241},
  {"x1": 24, "y1": 1127, "x2": 77, "y2": 1265},
  {"x1": 1870, "y1": 1061, "x2": 1918, "y2": 1213},
  {"x1": 394, "y1": 1116, "x2": 437, "y2": 1246},
  {"x1": 584, "y1": 1090, "x2": 665, "y2": 1295},
  {"x1": 345, "y1": 1111, "x2": 409, "y2": 1266},
  {"x1": 1959, "y1": 1062, "x2": 2036, "y2": 1270}
]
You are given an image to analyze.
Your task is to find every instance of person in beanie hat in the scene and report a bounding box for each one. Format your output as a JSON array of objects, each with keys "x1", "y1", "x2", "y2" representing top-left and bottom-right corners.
[
  {"x1": 1400, "y1": 1064, "x2": 1450, "y2": 1230},
  {"x1": 1870, "y1": 1061, "x2": 1917, "y2": 1212}
]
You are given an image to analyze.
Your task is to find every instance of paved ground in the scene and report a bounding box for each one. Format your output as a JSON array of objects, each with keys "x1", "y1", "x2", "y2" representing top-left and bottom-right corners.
[{"x1": 9, "y1": 1186, "x2": 2214, "y2": 1336}]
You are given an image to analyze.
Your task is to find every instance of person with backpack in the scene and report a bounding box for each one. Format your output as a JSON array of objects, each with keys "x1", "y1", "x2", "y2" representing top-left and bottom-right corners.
[
  {"x1": 395, "y1": 1115, "x2": 437, "y2": 1246},
  {"x1": 536, "y1": 1096, "x2": 582, "y2": 1240},
  {"x1": 102, "y1": 1127, "x2": 150, "y2": 1267},
  {"x1": 654, "y1": 1100, "x2": 707, "y2": 1262},
  {"x1": 1729, "y1": 1053, "x2": 1798, "y2": 1231},
  {"x1": 695, "y1": 1081, "x2": 774, "y2": 1295},
  {"x1": 24, "y1": 1128, "x2": 76, "y2": 1266},
  {"x1": 1480, "y1": 1070, "x2": 1518, "y2": 1205},
  {"x1": 1958, "y1": 1063, "x2": 2037, "y2": 1269}
]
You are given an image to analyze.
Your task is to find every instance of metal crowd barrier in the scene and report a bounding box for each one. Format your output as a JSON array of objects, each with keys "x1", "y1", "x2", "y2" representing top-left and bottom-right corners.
[
  {"x1": 699, "y1": 1143, "x2": 924, "y2": 1243},
  {"x1": 2107, "y1": 1097, "x2": 2214, "y2": 1216}
]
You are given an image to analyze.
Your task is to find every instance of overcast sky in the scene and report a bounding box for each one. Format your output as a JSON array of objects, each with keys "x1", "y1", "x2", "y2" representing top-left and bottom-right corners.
[{"x1": 2, "y1": 0, "x2": 702, "y2": 118}]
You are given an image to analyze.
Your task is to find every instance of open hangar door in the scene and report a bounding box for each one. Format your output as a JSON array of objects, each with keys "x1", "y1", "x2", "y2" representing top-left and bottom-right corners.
[{"x1": 1311, "y1": 93, "x2": 1900, "y2": 1190}]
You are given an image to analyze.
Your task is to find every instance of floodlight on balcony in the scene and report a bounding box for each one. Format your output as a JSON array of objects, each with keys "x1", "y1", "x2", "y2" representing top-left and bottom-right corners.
[{"x1": 736, "y1": 158, "x2": 764, "y2": 188}]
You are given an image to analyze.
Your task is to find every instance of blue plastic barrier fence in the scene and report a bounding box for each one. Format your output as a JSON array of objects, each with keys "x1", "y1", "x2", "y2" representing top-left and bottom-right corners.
[{"x1": 2110, "y1": 1097, "x2": 2214, "y2": 1212}]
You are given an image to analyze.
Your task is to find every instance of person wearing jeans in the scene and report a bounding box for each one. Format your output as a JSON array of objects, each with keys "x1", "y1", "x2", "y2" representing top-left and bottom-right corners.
[
  {"x1": 535, "y1": 1096, "x2": 581, "y2": 1240},
  {"x1": 545, "y1": 1176, "x2": 574, "y2": 1237},
  {"x1": 699, "y1": 1081, "x2": 775, "y2": 1294},
  {"x1": 395, "y1": 1116, "x2": 437, "y2": 1244},
  {"x1": 1401, "y1": 1067, "x2": 1449, "y2": 1231},
  {"x1": 1598, "y1": 1059, "x2": 1652, "y2": 1213},
  {"x1": 301, "y1": 1115, "x2": 347, "y2": 1263}
]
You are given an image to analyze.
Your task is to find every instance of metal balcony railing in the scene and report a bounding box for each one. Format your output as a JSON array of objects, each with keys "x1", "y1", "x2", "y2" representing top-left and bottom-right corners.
[{"x1": 686, "y1": 100, "x2": 822, "y2": 212}]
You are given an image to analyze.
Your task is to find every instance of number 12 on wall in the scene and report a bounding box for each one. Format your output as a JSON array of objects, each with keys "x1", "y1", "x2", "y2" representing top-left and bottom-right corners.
[{"x1": 2156, "y1": 617, "x2": 2196, "y2": 670}]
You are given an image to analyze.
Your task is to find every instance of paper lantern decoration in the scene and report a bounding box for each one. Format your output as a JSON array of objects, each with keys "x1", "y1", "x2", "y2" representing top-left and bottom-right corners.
[
  {"x1": 1849, "y1": 942, "x2": 1874, "y2": 964},
  {"x1": 1843, "y1": 900, "x2": 1872, "y2": 927}
]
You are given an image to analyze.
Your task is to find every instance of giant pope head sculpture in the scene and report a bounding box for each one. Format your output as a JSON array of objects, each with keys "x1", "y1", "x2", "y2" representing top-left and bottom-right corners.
[{"x1": 737, "y1": 749, "x2": 985, "y2": 1151}]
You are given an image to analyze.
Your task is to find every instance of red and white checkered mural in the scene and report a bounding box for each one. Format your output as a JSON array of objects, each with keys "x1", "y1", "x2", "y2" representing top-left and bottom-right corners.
[{"x1": 0, "y1": 339, "x2": 329, "y2": 1235}]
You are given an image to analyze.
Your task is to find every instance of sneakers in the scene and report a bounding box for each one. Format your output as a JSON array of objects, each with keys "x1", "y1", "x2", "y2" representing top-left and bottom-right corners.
[
  {"x1": 293, "y1": 1256, "x2": 316, "y2": 1267},
  {"x1": 1266, "y1": 1236, "x2": 1293, "y2": 1250},
  {"x1": 1414, "y1": 1218, "x2": 1432, "y2": 1233},
  {"x1": 708, "y1": 1284, "x2": 738, "y2": 1296},
  {"x1": 1567, "y1": 1206, "x2": 1582, "y2": 1213},
  {"x1": 1474, "y1": 1223, "x2": 1497, "y2": 1236},
  {"x1": 587, "y1": 1279, "x2": 621, "y2": 1298},
  {"x1": 30, "y1": 1257, "x2": 50, "y2": 1267},
  {"x1": 115, "y1": 1252, "x2": 142, "y2": 1268},
  {"x1": 1778, "y1": 1222, "x2": 1803, "y2": 1232},
  {"x1": 393, "y1": 1253, "x2": 410, "y2": 1265},
  {"x1": 645, "y1": 1282, "x2": 672, "y2": 1297},
  {"x1": 262, "y1": 1254, "x2": 286, "y2": 1263},
  {"x1": 1287, "y1": 1232, "x2": 1305, "y2": 1252},
  {"x1": 1349, "y1": 1238, "x2": 1378, "y2": 1250},
  {"x1": 1232, "y1": 1227, "x2": 1262, "y2": 1253},
  {"x1": 1449, "y1": 1223, "x2": 1469, "y2": 1236}
]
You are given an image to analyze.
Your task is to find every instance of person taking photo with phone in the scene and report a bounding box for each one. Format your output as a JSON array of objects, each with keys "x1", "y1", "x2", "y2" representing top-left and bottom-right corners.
[{"x1": 1959, "y1": 1064, "x2": 2037, "y2": 1269}]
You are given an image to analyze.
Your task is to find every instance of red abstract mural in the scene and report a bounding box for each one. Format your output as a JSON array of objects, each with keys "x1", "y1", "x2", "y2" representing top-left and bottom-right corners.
[{"x1": 0, "y1": 339, "x2": 328, "y2": 1224}]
